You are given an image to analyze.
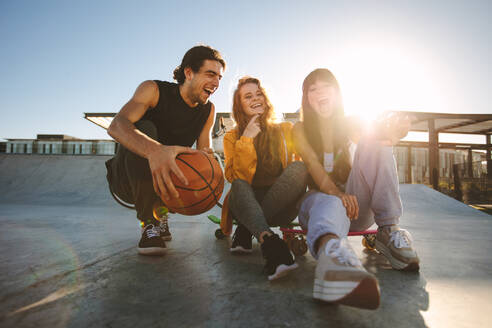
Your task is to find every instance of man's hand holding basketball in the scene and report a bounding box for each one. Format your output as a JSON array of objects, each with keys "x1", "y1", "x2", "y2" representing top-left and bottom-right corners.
[
  {"x1": 147, "y1": 145, "x2": 198, "y2": 201},
  {"x1": 200, "y1": 147, "x2": 215, "y2": 156}
]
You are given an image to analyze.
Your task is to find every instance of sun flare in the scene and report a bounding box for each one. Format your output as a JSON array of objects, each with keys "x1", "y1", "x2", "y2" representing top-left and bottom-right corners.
[{"x1": 335, "y1": 44, "x2": 442, "y2": 126}]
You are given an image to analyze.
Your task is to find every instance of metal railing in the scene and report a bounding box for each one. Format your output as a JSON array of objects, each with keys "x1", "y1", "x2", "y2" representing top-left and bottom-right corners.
[{"x1": 438, "y1": 161, "x2": 491, "y2": 204}]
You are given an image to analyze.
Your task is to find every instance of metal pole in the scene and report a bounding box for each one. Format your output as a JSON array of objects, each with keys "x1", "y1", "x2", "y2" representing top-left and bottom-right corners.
[
  {"x1": 467, "y1": 149, "x2": 473, "y2": 178},
  {"x1": 487, "y1": 134, "x2": 491, "y2": 181},
  {"x1": 428, "y1": 119, "x2": 439, "y2": 190},
  {"x1": 407, "y1": 146, "x2": 412, "y2": 183}
]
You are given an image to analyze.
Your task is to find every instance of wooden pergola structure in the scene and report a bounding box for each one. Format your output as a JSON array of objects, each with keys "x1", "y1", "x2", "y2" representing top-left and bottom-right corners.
[
  {"x1": 84, "y1": 112, "x2": 116, "y2": 130},
  {"x1": 395, "y1": 111, "x2": 492, "y2": 189}
]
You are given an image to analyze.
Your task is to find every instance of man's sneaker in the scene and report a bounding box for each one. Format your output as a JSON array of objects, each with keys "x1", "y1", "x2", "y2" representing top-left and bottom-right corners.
[
  {"x1": 375, "y1": 225, "x2": 420, "y2": 271},
  {"x1": 153, "y1": 206, "x2": 172, "y2": 241},
  {"x1": 314, "y1": 238, "x2": 380, "y2": 309},
  {"x1": 138, "y1": 224, "x2": 167, "y2": 256},
  {"x1": 261, "y1": 234, "x2": 298, "y2": 281},
  {"x1": 230, "y1": 224, "x2": 253, "y2": 253},
  {"x1": 159, "y1": 219, "x2": 172, "y2": 241}
]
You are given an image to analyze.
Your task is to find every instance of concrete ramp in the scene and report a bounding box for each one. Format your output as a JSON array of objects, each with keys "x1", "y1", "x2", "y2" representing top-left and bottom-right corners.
[
  {"x1": 0, "y1": 154, "x2": 112, "y2": 206},
  {"x1": 0, "y1": 155, "x2": 491, "y2": 328},
  {"x1": 400, "y1": 183, "x2": 490, "y2": 218}
]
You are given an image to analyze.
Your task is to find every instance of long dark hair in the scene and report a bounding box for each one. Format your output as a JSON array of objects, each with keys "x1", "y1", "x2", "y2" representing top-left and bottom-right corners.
[
  {"x1": 232, "y1": 76, "x2": 282, "y2": 176},
  {"x1": 301, "y1": 69, "x2": 351, "y2": 184}
]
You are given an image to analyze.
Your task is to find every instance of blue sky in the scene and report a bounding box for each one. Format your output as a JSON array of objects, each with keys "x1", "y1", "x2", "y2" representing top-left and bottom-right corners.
[{"x1": 0, "y1": 0, "x2": 490, "y2": 140}]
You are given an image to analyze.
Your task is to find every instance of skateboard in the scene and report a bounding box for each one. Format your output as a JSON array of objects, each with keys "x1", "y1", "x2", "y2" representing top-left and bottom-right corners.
[{"x1": 207, "y1": 215, "x2": 377, "y2": 256}]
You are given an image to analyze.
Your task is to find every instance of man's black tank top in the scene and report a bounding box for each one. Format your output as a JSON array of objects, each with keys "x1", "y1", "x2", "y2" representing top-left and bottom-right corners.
[{"x1": 139, "y1": 80, "x2": 212, "y2": 147}]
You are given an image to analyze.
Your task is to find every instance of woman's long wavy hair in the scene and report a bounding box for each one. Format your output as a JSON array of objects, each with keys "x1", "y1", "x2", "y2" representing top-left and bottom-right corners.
[
  {"x1": 232, "y1": 77, "x2": 282, "y2": 176},
  {"x1": 301, "y1": 69, "x2": 351, "y2": 184}
]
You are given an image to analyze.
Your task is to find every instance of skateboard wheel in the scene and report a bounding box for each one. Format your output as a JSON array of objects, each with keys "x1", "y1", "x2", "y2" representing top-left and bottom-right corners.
[
  {"x1": 215, "y1": 228, "x2": 226, "y2": 240},
  {"x1": 362, "y1": 234, "x2": 376, "y2": 250}
]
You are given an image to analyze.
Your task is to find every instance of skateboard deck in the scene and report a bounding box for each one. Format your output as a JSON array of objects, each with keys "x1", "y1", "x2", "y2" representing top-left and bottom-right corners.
[
  {"x1": 207, "y1": 215, "x2": 301, "y2": 227},
  {"x1": 207, "y1": 214, "x2": 377, "y2": 255}
]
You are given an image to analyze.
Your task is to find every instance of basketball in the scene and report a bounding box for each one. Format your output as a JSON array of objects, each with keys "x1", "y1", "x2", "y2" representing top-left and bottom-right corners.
[{"x1": 165, "y1": 151, "x2": 224, "y2": 215}]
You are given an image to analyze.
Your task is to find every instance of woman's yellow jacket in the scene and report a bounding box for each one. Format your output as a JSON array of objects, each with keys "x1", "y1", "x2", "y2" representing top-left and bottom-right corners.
[{"x1": 220, "y1": 122, "x2": 298, "y2": 235}]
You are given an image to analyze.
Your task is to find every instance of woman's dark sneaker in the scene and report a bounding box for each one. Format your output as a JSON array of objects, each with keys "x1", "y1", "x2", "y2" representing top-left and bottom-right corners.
[
  {"x1": 138, "y1": 224, "x2": 167, "y2": 255},
  {"x1": 261, "y1": 234, "x2": 298, "y2": 280},
  {"x1": 230, "y1": 224, "x2": 253, "y2": 253}
]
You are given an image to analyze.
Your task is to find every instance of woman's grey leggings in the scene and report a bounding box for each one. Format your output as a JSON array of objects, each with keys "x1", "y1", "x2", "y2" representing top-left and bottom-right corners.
[{"x1": 228, "y1": 161, "x2": 308, "y2": 240}]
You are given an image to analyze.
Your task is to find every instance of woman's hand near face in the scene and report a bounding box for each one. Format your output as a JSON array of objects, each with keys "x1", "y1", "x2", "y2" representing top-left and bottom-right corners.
[
  {"x1": 335, "y1": 192, "x2": 359, "y2": 220},
  {"x1": 243, "y1": 114, "x2": 261, "y2": 138}
]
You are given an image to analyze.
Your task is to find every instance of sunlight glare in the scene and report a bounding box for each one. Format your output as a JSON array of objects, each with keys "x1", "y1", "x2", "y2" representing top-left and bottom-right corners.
[{"x1": 335, "y1": 44, "x2": 442, "y2": 126}]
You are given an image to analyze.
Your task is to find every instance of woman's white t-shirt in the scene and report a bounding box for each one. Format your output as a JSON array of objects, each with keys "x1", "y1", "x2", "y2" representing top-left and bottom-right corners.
[{"x1": 323, "y1": 141, "x2": 357, "y2": 173}]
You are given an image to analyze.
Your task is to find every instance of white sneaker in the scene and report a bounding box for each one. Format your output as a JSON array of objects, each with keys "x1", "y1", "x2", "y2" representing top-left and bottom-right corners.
[
  {"x1": 376, "y1": 225, "x2": 419, "y2": 271},
  {"x1": 314, "y1": 238, "x2": 380, "y2": 309}
]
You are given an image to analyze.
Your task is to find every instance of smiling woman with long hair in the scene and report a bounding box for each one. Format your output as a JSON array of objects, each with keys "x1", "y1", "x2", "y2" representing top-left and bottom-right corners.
[
  {"x1": 220, "y1": 76, "x2": 308, "y2": 281},
  {"x1": 294, "y1": 68, "x2": 419, "y2": 309}
]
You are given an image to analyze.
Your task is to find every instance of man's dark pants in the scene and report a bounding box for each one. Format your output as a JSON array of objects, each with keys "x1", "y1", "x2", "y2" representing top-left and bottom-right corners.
[{"x1": 106, "y1": 120, "x2": 162, "y2": 224}]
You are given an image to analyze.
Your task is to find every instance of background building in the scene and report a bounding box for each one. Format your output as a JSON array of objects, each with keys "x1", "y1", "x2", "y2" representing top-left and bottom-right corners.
[
  {"x1": 2, "y1": 111, "x2": 489, "y2": 204},
  {"x1": 4, "y1": 134, "x2": 116, "y2": 155}
]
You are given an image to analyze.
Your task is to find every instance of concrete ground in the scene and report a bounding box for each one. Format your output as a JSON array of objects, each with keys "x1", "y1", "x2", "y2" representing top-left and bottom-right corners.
[{"x1": 0, "y1": 154, "x2": 491, "y2": 328}]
